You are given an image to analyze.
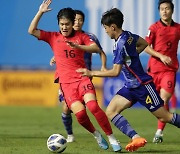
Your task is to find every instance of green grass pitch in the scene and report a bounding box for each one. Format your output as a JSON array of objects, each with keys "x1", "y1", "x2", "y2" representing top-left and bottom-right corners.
[{"x1": 0, "y1": 106, "x2": 180, "y2": 154}]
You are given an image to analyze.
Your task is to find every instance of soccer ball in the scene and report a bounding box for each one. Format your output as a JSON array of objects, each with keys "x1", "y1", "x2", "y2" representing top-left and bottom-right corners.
[{"x1": 47, "y1": 134, "x2": 67, "y2": 153}]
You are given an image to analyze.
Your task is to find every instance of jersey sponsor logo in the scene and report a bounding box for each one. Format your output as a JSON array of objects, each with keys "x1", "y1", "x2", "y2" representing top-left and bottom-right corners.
[{"x1": 146, "y1": 95, "x2": 152, "y2": 104}]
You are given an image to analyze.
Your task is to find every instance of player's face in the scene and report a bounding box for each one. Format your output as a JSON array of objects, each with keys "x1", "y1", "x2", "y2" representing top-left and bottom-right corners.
[
  {"x1": 159, "y1": 3, "x2": 173, "y2": 22},
  {"x1": 103, "y1": 25, "x2": 115, "y2": 39},
  {"x1": 73, "y1": 14, "x2": 84, "y2": 31},
  {"x1": 59, "y1": 18, "x2": 73, "y2": 37}
]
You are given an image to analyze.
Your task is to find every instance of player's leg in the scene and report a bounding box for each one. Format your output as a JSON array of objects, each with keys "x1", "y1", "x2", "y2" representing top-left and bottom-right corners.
[
  {"x1": 106, "y1": 93, "x2": 147, "y2": 152},
  {"x1": 58, "y1": 89, "x2": 75, "y2": 142},
  {"x1": 152, "y1": 106, "x2": 180, "y2": 128},
  {"x1": 71, "y1": 101, "x2": 109, "y2": 150},
  {"x1": 84, "y1": 95, "x2": 121, "y2": 152},
  {"x1": 153, "y1": 72, "x2": 175, "y2": 143},
  {"x1": 82, "y1": 79, "x2": 121, "y2": 152},
  {"x1": 61, "y1": 82, "x2": 108, "y2": 150},
  {"x1": 61, "y1": 100, "x2": 75, "y2": 142},
  {"x1": 154, "y1": 88, "x2": 172, "y2": 143}
]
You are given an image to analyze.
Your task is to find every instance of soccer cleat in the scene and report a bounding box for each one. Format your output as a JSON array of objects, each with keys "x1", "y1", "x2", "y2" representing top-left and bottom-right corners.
[
  {"x1": 94, "y1": 131, "x2": 109, "y2": 150},
  {"x1": 110, "y1": 143, "x2": 122, "y2": 152},
  {"x1": 153, "y1": 134, "x2": 163, "y2": 143},
  {"x1": 66, "y1": 134, "x2": 75, "y2": 143},
  {"x1": 125, "y1": 137, "x2": 147, "y2": 152}
]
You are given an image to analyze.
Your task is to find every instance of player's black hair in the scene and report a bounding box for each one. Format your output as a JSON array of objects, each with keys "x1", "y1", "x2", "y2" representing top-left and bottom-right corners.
[
  {"x1": 158, "y1": 0, "x2": 174, "y2": 12},
  {"x1": 57, "y1": 7, "x2": 76, "y2": 25},
  {"x1": 74, "y1": 10, "x2": 85, "y2": 22},
  {"x1": 101, "y1": 8, "x2": 124, "y2": 28}
]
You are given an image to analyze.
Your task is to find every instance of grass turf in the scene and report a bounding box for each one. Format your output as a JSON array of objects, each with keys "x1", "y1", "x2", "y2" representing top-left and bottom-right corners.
[{"x1": 0, "y1": 106, "x2": 180, "y2": 154}]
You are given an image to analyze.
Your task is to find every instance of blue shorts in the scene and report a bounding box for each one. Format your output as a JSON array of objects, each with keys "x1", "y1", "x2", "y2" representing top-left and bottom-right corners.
[{"x1": 116, "y1": 82, "x2": 164, "y2": 112}]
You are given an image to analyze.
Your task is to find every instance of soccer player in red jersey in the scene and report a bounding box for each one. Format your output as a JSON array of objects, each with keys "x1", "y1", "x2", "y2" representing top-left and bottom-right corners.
[
  {"x1": 145, "y1": 0, "x2": 180, "y2": 143},
  {"x1": 28, "y1": 0, "x2": 121, "y2": 152},
  {"x1": 50, "y1": 9, "x2": 107, "y2": 143}
]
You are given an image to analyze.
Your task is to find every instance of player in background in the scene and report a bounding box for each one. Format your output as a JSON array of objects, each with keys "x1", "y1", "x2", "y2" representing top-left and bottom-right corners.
[
  {"x1": 77, "y1": 8, "x2": 180, "y2": 152},
  {"x1": 50, "y1": 9, "x2": 107, "y2": 143},
  {"x1": 145, "y1": 0, "x2": 180, "y2": 143},
  {"x1": 28, "y1": 0, "x2": 121, "y2": 152}
]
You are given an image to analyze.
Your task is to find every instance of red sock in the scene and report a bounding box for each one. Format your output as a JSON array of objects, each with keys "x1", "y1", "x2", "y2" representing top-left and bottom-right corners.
[
  {"x1": 75, "y1": 109, "x2": 95, "y2": 133},
  {"x1": 86, "y1": 100, "x2": 112, "y2": 135},
  {"x1": 157, "y1": 104, "x2": 169, "y2": 130}
]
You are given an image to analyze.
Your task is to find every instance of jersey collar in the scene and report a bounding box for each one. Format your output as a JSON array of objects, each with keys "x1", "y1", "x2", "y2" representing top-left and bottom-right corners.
[{"x1": 160, "y1": 19, "x2": 175, "y2": 26}]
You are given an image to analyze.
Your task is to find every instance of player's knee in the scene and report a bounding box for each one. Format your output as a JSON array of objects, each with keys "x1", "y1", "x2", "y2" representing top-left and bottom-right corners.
[
  {"x1": 105, "y1": 108, "x2": 114, "y2": 120},
  {"x1": 86, "y1": 100, "x2": 100, "y2": 114}
]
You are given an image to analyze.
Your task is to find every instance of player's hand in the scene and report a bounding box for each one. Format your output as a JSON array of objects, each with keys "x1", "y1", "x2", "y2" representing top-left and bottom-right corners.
[
  {"x1": 39, "y1": 0, "x2": 52, "y2": 13},
  {"x1": 65, "y1": 40, "x2": 79, "y2": 48},
  {"x1": 50, "y1": 56, "x2": 56, "y2": 66},
  {"x1": 76, "y1": 68, "x2": 92, "y2": 77},
  {"x1": 159, "y1": 54, "x2": 172, "y2": 66}
]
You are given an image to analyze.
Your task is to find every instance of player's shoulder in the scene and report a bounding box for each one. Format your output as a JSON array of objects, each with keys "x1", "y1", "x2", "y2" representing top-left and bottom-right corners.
[{"x1": 149, "y1": 21, "x2": 161, "y2": 30}]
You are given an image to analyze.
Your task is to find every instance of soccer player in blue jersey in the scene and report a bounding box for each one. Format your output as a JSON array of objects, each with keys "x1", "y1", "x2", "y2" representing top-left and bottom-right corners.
[{"x1": 77, "y1": 8, "x2": 180, "y2": 152}]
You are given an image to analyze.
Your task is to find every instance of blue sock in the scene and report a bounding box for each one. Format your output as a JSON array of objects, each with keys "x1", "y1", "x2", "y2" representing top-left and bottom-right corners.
[
  {"x1": 61, "y1": 113, "x2": 73, "y2": 135},
  {"x1": 169, "y1": 113, "x2": 180, "y2": 128},
  {"x1": 111, "y1": 114, "x2": 137, "y2": 138}
]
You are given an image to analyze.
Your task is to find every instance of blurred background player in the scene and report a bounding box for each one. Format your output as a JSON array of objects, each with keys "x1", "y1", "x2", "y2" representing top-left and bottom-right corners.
[
  {"x1": 50, "y1": 9, "x2": 107, "y2": 143},
  {"x1": 145, "y1": 0, "x2": 180, "y2": 143},
  {"x1": 28, "y1": 0, "x2": 121, "y2": 152},
  {"x1": 77, "y1": 7, "x2": 180, "y2": 152}
]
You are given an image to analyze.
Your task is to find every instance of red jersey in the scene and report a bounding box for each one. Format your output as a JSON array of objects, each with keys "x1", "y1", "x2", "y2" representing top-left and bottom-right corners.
[
  {"x1": 39, "y1": 30, "x2": 95, "y2": 83},
  {"x1": 146, "y1": 20, "x2": 180, "y2": 73}
]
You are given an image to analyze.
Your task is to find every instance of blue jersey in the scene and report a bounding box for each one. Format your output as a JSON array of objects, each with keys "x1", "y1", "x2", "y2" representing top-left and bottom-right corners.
[
  {"x1": 84, "y1": 32, "x2": 102, "y2": 70},
  {"x1": 113, "y1": 31, "x2": 153, "y2": 88}
]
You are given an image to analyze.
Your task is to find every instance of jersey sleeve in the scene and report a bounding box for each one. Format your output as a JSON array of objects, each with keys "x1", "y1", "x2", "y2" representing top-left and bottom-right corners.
[
  {"x1": 113, "y1": 41, "x2": 126, "y2": 65},
  {"x1": 145, "y1": 25, "x2": 156, "y2": 45},
  {"x1": 38, "y1": 30, "x2": 53, "y2": 44}
]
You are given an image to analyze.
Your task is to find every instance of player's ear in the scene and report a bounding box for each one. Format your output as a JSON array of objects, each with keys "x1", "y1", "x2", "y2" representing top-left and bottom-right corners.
[{"x1": 111, "y1": 24, "x2": 116, "y2": 31}]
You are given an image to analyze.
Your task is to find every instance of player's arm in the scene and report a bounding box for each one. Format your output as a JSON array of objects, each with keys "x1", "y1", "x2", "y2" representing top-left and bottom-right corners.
[
  {"x1": 99, "y1": 50, "x2": 107, "y2": 71},
  {"x1": 136, "y1": 36, "x2": 172, "y2": 66},
  {"x1": 136, "y1": 36, "x2": 148, "y2": 54},
  {"x1": 28, "y1": 0, "x2": 52, "y2": 38},
  {"x1": 144, "y1": 45, "x2": 172, "y2": 66},
  {"x1": 66, "y1": 41, "x2": 101, "y2": 53},
  {"x1": 77, "y1": 64, "x2": 122, "y2": 77}
]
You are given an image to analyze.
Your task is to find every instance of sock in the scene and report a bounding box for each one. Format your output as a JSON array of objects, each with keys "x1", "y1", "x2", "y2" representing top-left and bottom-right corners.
[
  {"x1": 111, "y1": 114, "x2": 137, "y2": 139},
  {"x1": 169, "y1": 113, "x2": 180, "y2": 128},
  {"x1": 75, "y1": 109, "x2": 95, "y2": 133},
  {"x1": 86, "y1": 100, "x2": 112, "y2": 135},
  {"x1": 61, "y1": 113, "x2": 73, "y2": 135},
  {"x1": 157, "y1": 104, "x2": 169, "y2": 131}
]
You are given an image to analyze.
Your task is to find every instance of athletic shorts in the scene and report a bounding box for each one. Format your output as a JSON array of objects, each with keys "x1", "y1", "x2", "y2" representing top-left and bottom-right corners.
[
  {"x1": 148, "y1": 71, "x2": 176, "y2": 94},
  {"x1": 60, "y1": 77, "x2": 96, "y2": 108},
  {"x1": 116, "y1": 82, "x2": 164, "y2": 112}
]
